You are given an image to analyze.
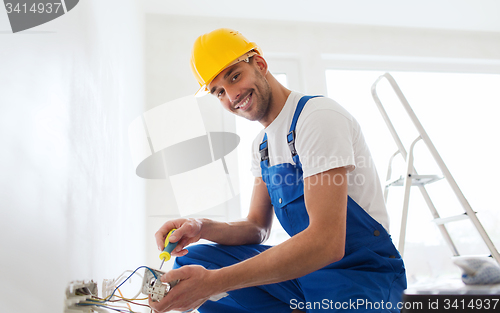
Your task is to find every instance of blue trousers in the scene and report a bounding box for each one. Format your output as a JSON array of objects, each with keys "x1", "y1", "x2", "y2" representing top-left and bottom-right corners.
[{"x1": 174, "y1": 242, "x2": 406, "y2": 312}]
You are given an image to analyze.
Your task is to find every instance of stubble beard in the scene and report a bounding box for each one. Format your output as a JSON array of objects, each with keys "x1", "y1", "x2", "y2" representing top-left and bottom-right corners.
[{"x1": 241, "y1": 70, "x2": 273, "y2": 122}]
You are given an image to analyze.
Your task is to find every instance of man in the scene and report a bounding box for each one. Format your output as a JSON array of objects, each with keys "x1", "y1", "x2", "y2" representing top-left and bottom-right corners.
[{"x1": 150, "y1": 28, "x2": 406, "y2": 313}]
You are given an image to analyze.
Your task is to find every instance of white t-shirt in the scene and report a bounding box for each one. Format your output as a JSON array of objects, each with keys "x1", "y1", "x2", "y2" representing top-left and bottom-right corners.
[{"x1": 251, "y1": 91, "x2": 390, "y2": 231}]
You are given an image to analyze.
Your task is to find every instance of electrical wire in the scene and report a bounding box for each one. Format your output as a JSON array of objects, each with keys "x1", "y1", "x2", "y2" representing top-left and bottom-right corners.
[
  {"x1": 77, "y1": 303, "x2": 136, "y2": 312},
  {"x1": 116, "y1": 287, "x2": 133, "y2": 312},
  {"x1": 111, "y1": 297, "x2": 154, "y2": 312},
  {"x1": 76, "y1": 266, "x2": 157, "y2": 312},
  {"x1": 79, "y1": 298, "x2": 146, "y2": 313},
  {"x1": 104, "y1": 266, "x2": 156, "y2": 302},
  {"x1": 80, "y1": 299, "x2": 142, "y2": 313},
  {"x1": 112, "y1": 294, "x2": 149, "y2": 301},
  {"x1": 114, "y1": 270, "x2": 143, "y2": 289},
  {"x1": 107, "y1": 268, "x2": 146, "y2": 301}
]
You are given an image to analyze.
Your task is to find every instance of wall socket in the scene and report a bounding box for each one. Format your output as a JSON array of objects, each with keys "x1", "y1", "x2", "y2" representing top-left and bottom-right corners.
[
  {"x1": 64, "y1": 280, "x2": 98, "y2": 313},
  {"x1": 101, "y1": 279, "x2": 115, "y2": 299}
]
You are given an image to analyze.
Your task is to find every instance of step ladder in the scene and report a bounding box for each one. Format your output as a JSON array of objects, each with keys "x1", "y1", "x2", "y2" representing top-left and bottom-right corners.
[{"x1": 371, "y1": 73, "x2": 500, "y2": 265}]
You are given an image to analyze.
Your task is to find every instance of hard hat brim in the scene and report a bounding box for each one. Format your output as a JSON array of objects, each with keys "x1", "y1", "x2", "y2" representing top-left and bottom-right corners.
[
  {"x1": 193, "y1": 50, "x2": 259, "y2": 98},
  {"x1": 195, "y1": 85, "x2": 209, "y2": 97}
]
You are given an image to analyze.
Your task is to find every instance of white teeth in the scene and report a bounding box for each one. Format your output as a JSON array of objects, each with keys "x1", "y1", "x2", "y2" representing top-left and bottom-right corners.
[{"x1": 237, "y1": 96, "x2": 250, "y2": 109}]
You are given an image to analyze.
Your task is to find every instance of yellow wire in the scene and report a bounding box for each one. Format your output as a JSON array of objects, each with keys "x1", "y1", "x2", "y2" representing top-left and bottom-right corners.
[
  {"x1": 113, "y1": 294, "x2": 149, "y2": 301},
  {"x1": 116, "y1": 287, "x2": 133, "y2": 312},
  {"x1": 78, "y1": 301, "x2": 137, "y2": 312}
]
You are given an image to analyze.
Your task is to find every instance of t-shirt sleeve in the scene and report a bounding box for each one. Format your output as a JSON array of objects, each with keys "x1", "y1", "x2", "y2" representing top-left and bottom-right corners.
[{"x1": 295, "y1": 108, "x2": 356, "y2": 178}]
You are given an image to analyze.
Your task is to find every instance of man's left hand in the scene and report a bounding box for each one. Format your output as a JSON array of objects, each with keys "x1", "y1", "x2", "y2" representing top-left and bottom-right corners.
[{"x1": 149, "y1": 265, "x2": 222, "y2": 312}]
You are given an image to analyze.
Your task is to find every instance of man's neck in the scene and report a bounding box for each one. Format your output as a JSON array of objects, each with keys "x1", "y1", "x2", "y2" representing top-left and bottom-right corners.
[{"x1": 260, "y1": 74, "x2": 292, "y2": 128}]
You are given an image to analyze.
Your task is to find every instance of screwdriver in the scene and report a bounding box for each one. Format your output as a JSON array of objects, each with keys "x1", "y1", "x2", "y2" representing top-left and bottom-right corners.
[{"x1": 159, "y1": 229, "x2": 178, "y2": 270}]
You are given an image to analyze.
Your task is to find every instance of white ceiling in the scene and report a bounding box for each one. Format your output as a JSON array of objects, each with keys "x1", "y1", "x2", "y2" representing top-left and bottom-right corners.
[{"x1": 143, "y1": 0, "x2": 500, "y2": 33}]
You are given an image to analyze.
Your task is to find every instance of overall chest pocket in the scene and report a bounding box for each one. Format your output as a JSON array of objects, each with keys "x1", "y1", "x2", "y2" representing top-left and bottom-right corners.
[
  {"x1": 263, "y1": 163, "x2": 309, "y2": 236},
  {"x1": 275, "y1": 196, "x2": 310, "y2": 236},
  {"x1": 263, "y1": 163, "x2": 304, "y2": 208}
]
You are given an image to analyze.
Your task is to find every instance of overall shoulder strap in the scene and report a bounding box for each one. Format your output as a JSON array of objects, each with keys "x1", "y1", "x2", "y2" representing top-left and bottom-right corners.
[
  {"x1": 259, "y1": 133, "x2": 268, "y2": 162},
  {"x1": 287, "y1": 95, "x2": 322, "y2": 156}
]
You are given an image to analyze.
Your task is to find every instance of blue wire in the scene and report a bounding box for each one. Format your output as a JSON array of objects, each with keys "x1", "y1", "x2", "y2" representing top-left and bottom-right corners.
[
  {"x1": 75, "y1": 266, "x2": 158, "y2": 312},
  {"x1": 79, "y1": 265, "x2": 158, "y2": 306},
  {"x1": 105, "y1": 266, "x2": 157, "y2": 302},
  {"x1": 77, "y1": 303, "x2": 132, "y2": 312}
]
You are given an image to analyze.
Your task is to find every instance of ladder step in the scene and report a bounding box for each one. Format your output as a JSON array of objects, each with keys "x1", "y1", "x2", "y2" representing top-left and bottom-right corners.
[
  {"x1": 385, "y1": 174, "x2": 443, "y2": 187},
  {"x1": 432, "y1": 213, "x2": 475, "y2": 225},
  {"x1": 452, "y1": 254, "x2": 493, "y2": 260}
]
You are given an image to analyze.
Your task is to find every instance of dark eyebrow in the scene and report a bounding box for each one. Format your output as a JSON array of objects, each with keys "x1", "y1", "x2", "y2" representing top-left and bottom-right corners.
[
  {"x1": 223, "y1": 66, "x2": 236, "y2": 80},
  {"x1": 210, "y1": 65, "x2": 239, "y2": 94}
]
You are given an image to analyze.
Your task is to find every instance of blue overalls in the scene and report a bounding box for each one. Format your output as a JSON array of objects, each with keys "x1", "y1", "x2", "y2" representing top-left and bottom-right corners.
[{"x1": 175, "y1": 96, "x2": 407, "y2": 312}]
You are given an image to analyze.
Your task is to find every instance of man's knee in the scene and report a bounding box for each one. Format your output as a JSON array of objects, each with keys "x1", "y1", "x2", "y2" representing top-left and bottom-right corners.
[
  {"x1": 173, "y1": 244, "x2": 215, "y2": 269},
  {"x1": 173, "y1": 243, "x2": 270, "y2": 270}
]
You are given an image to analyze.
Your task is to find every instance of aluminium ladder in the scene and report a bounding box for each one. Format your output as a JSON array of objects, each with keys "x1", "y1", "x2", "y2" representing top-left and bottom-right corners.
[{"x1": 371, "y1": 73, "x2": 500, "y2": 265}]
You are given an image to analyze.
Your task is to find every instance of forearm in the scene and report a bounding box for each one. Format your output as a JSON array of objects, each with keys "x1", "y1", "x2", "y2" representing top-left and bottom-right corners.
[
  {"x1": 210, "y1": 226, "x2": 344, "y2": 293},
  {"x1": 199, "y1": 218, "x2": 269, "y2": 246},
  {"x1": 208, "y1": 167, "x2": 348, "y2": 294},
  {"x1": 200, "y1": 178, "x2": 273, "y2": 245}
]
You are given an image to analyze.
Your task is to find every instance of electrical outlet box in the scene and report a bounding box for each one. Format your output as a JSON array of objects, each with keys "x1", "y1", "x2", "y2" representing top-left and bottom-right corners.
[
  {"x1": 141, "y1": 268, "x2": 178, "y2": 302},
  {"x1": 101, "y1": 278, "x2": 115, "y2": 299},
  {"x1": 64, "y1": 280, "x2": 98, "y2": 313},
  {"x1": 141, "y1": 267, "x2": 228, "y2": 304}
]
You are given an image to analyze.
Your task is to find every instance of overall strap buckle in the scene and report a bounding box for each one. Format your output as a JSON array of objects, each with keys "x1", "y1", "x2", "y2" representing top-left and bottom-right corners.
[
  {"x1": 259, "y1": 139, "x2": 269, "y2": 161},
  {"x1": 287, "y1": 130, "x2": 297, "y2": 156},
  {"x1": 287, "y1": 95, "x2": 322, "y2": 157}
]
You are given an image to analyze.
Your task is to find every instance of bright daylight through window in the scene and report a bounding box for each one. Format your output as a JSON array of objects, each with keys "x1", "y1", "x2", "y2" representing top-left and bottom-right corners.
[
  {"x1": 325, "y1": 70, "x2": 500, "y2": 285},
  {"x1": 236, "y1": 68, "x2": 500, "y2": 285}
]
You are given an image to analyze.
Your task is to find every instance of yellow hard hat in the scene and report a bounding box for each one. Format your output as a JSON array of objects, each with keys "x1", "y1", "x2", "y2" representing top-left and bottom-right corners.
[{"x1": 191, "y1": 28, "x2": 262, "y2": 96}]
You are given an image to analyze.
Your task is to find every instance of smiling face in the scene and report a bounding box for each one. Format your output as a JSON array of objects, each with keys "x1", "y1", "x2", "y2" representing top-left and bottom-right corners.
[{"x1": 208, "y1": 56, "x2": 273, "y2": 124}]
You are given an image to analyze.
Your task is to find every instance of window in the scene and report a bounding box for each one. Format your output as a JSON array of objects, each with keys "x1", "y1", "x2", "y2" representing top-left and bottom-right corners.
[
  {"x1": 326, "y1": 69, "x2": 500, "y2": 284},
  {"x1": 274, "y1": 73, "x2": 288, "y2": 88}
]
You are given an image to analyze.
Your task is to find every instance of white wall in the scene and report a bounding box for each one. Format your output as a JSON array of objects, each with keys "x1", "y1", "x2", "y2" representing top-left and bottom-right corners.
[
  {"x1": 145, "y1": 15, "x2": 500, "y2": 97},
  {"x1": 0, "y1": 1, "x2": 146, "y2": 312},
  {"x1": 144, "y1": 0, "x2": 500, "y2": 33}
]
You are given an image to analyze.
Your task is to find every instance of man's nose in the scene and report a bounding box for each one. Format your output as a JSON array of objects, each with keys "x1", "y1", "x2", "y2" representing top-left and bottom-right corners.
[{"x1": 226, "y1": 85, "x2": 240, "y2": 104}]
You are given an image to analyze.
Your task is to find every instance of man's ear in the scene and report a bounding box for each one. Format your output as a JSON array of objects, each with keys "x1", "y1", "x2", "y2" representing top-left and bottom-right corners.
[{"x1": 252, "y1": 55, "x2": 268, "y2": 75}]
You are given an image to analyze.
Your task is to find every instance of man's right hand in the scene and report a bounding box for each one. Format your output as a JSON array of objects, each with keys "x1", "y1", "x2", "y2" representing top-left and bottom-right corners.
[{"x1": 155, "y1": 218, "x2": 204, "y2": 257}]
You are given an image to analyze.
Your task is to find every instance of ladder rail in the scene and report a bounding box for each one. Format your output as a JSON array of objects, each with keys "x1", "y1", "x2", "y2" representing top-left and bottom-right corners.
[
  {"x1": 417, "y1": 185, "x2": 460, "y2": 257},
  {"x1": 399, "y1": 136, "x2": 421, "y2": 255},
  {"x1": 384, "y1": 150, "x2": 401, "y2": 203},
  {"x1": 399, "y1": 136, "x2": 460, "y2": 257},
  {"x1": 374, "y1": 76, "x2": 459, "y2": 257},
  {"x1": 384, "y1": 149, "x2": 459, "y2": 256},
  {"x1": 371, "y1": 73, "x2": 500, "y2": 264}
]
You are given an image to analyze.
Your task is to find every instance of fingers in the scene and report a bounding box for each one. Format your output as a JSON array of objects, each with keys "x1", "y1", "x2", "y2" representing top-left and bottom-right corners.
[
  {"x1": 156, "y1": 218, "x2": 203, "y2": 252},
  {"x1": 148, "y1": 269, "x2": 185, "y2": 312},
  {"x1": 155, "y1": 220, "x2": 177, "y2": 251},
  {"x1": 171, "y1": 235, "x2": 193, "y2": 256},
  {"x1": 155, "y1": 219, "x2": 189, "y2": 251},
  {"x1": 149, "y1": 266, "x2": 209, "y2": 312},
  {"x1": 161, "y1": 265, "x2": 206, "y2": 283},
  {"x1": 149, "y1": 282, "x2": 194, "y2": 312},
  {"x1": 160, "y1": 267, "x2": 184, "y2": 283},
  {"x1": 171, "y1": 220, "x2": 197, "y2": 242}
]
